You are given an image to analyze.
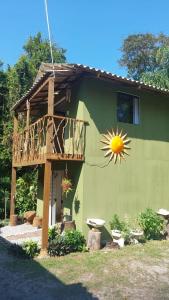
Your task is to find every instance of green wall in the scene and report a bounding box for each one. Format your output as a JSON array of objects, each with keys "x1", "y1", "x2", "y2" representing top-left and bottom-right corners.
[
  {"x1": 37, "y1": 76, "x2": 169, "y2": 241},
  {"x1": 74, "y1": 77, "x2": 169, "y2": 238}
]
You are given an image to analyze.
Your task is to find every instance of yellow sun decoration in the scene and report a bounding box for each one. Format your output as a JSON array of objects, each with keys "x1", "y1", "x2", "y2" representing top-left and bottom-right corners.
[{"x1": 101, "y1": 129, "x2": 131, "y2": 164}]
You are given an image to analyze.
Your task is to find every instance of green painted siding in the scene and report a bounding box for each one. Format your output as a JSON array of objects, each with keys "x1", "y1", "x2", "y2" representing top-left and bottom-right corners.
[
  {"x1": 37, "y1": 76, "x2": 169, "y2": 240},
  {"x1": 75, "y1": 77, "x2": 169, "y2": 238}
]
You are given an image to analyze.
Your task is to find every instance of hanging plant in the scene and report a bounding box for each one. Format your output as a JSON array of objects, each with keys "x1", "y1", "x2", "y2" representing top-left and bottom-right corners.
[{"x1": 61, "y1": 177, "x2": 73, "y2": 197}]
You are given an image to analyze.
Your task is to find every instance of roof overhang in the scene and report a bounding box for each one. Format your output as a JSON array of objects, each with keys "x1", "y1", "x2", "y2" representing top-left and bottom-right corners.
[{"x1": 12, "y1": 63, "x2": 169, "y2": 112}]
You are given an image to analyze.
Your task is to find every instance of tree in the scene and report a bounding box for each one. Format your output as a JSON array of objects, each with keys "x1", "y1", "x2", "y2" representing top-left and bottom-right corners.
[
  {"x1": 119, "y1": 33, "x2": 169, "y2": 80},
  {"x1": 0, "y1": 32, "x2": 67, "y2": 219},
  {"x1": 7, "y1": 32, "x2": 66, "y2": 107},
  {"x1": 0, "y1": 62, "x2": 11, "y2": 219},
  {"x1": 141, "y1": 47, "x2": 169, "y2": 89}
]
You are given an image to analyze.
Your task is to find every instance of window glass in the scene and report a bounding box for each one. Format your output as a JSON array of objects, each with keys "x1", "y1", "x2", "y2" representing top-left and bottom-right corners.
[{"x1": 117, "y1": 93, "x2": 139, "y2": 124}]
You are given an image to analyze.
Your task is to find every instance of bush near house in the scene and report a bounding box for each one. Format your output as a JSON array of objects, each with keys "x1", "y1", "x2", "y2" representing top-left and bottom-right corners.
[
  {"x1": 48, "y1": 229, "x2": 86, "y2": 257},
  {"x1": 15, "y1": 171, "x2": 37, "y2": 216},
  {"x1": 138, "y1": 208, "x2": 165, "y2": 240},
  {"x1": 110, "y1": 209, "x2": 165, "y2": 244}
]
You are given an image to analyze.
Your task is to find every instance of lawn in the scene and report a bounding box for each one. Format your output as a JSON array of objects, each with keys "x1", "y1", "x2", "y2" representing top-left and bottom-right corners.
[{"x1": 1, "y1": 239, "x2": 169, "y2": 299}]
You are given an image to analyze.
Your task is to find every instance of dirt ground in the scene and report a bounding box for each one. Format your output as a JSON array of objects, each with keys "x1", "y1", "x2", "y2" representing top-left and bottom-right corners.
[{"x1": 1, "y1": 238, "x2": 169, "y2": 299}]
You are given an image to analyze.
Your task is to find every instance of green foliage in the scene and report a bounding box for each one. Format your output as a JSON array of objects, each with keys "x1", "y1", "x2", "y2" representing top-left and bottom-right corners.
[
  {"x1": 48, "y1": 235, "x2": 71, "y2": 257},
  {"x1": 0, "y1": 32, "x2": 67, "y2": 219},
  {"x1": 0, "y1": 218, "x2": 9, "y2": 228},
  {"x1": 64, "y1": 230, "x2": 86, "y2": 252},
  {"x1": 48, "y1": 226, "x2": 59, "y2": 242},
  {"x1": 119, "y1": 33, "x2": 169, "y2": 80},
  {"x1": 141, "y1": 47, "x2": 169, "y2": 89},
  {"x1": 23, "y1": 32, "x2": 66, "y2": 78},
  {"x1": 15, "y1": 171, "x2": 37, "y2": 216},
  {"x1": 109, "y1": 214, "x2": 127, "y2": 231},
  {"x1": 8, "y1": 241, "x2": 39, "y2": 259},
  {"x1": 7, "y1": 32, "x2": 66, "y2": 107},
  {"x1": 48, "y1": 230, "x2": 86, "y2": 257},
  {"x1": 22, "y1": 240, "x2": 40, "y2": 258},
  {"x1": 138, "y1": 208, "x2": 164, "y2": 240}
]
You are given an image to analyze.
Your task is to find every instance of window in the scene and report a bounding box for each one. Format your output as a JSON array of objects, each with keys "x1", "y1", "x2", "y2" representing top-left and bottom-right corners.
[{"x1": 117, "y1": 93, "x2": 139, "y2": 124}]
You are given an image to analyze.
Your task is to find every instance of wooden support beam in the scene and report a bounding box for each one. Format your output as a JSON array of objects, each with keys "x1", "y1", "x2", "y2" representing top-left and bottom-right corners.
[
  {"x1": 48, "y1": 77, "x2": 55, "y2": 114},
  {"x1": 29, "y1": 78, "x2": 50, "y2": 102},
  {"x1": 10, "y1": 113, "x2": 18, "y2": 224},
  {"x1": 40, "y1": 78, "x2": 54, "y2": 256},
  {"x1": 40, "y1": 160, "x2": 52, "y2": 255},
  {"x1": 46, "y1": 78, "x2": 55, "y2": 154},
  {"x1": 26, "y1": 100, "x2": 30, "y2": 129},
  {"x1": 10, "y1": 167, "x2": 17, "y2": 225},
  {"x1": 13, "y1": 113, "x2": 18, "y2": 134}
]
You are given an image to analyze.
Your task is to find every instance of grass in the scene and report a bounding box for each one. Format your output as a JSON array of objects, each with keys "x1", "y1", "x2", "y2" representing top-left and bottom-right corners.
[{"x1": 1, "y1": 240, "x2": 169, "y2": 299}]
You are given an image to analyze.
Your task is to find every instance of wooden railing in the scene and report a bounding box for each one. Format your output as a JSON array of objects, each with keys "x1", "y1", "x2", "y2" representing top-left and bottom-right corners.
[{"x1": 13, "y1": 115, "x2": 86, "y2": 166}]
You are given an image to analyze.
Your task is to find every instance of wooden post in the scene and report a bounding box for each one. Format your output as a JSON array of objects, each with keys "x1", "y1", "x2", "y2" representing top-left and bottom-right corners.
[
  {"x1": 26, "y1": 100, "x2": 30, "y2": 129},
  {"x1": 10, "y1": 113, "x2": 18, "y2": 225},
  {"x1": 10, "y1": 167, "x2": 17, "y2": 225},
  {"x1": 25, "y1": 100, "x2": 30, "y2": 159},
  {"x1": 40, "y1": 78, "x2": 54, "y2": 256},
  {"x1": 41, "y1": 160, "x2": 52, "y2": 254},
  {"x1": 46, "y1": 77, "x2": 54, "y2": 154}
]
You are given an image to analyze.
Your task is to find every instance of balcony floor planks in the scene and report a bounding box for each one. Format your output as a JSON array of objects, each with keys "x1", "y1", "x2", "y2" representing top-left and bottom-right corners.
[{"x1": 13, "y1": 153, "x2": 84, "y2": 167}]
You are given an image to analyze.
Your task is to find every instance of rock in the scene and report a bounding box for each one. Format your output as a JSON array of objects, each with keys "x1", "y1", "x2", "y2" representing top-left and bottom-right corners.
[
  {"x1": 33, "y1": 216, "x2": 42, "y2": 228},
  {"x1": 24, "y1": 211, "x2": 36, "y2": 224}
]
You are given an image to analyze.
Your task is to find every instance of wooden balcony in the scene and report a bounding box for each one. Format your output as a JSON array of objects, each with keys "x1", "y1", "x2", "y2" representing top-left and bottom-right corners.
[{"x1": 12, "y1": 115, "x2": 86, "y2": 167}]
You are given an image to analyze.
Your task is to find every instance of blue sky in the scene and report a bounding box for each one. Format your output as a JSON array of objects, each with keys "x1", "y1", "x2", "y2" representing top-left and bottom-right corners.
[{"x1": 0, "y1": 0, "x2": 169, "y2": 76}]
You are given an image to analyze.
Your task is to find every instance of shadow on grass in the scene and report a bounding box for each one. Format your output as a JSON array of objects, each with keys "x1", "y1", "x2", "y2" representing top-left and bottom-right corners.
[{"x1": 0, "y1": 235, "x2": 98, "y2": 300}]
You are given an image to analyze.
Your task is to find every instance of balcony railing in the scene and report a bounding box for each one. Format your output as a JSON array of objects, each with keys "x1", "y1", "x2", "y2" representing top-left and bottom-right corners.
[{"x1": 13, "y1": 115, "x2": 86, "y2": 166}]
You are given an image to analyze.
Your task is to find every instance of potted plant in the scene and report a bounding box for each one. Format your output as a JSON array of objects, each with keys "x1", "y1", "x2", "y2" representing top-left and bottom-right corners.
[{"x1": 61, "y1": 177, "x2": 73, "y2": 197}]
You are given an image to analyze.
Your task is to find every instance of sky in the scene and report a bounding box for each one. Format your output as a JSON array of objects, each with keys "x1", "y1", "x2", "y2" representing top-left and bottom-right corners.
[{"x1": 0, "y1": 0, "x2": 169, "y2": 76}]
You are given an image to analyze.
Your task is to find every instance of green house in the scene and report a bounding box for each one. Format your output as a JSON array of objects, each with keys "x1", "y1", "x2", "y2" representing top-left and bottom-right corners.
[{"x1": 11, "y1": 63, "x2": 169, "y2": 251}]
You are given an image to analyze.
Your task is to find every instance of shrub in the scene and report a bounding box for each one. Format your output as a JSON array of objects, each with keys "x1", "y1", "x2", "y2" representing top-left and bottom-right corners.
[
  {"x1": 48, "y1": 235, "x2": 71, "y2": 257},
  {"x1": 48, "y1": 226, "x2": 58, "y2": 242},
  {"x1": 138, "y1": 208, "x2": 164, "y2": 240},
  {"x1": 15, "y1": 171, "x2": 37, "y2": 216},
  {"x1": 64, "y1": 230, "x2": 86, "y2": 252},
  {"x1": 109, "y1": 214, "x2": 127, "y2": 231},
  {"x1": 8, "y1": 240, "x2": 39, "y2": 259},
  {"x1": 22, "y1": 240, "x2": 40, "y2": 258},
  {"x1": 0, "y1": 219, "x2": 9, "y2": 228},
  {"x1": 48, "y1": 230, "x2": 86, "y2": 257}
]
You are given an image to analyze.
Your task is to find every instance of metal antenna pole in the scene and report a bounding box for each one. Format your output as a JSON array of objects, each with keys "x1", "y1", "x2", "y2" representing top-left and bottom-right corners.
[{"x1": 44, "y1": 0, "x2": 55, "y2": 77}]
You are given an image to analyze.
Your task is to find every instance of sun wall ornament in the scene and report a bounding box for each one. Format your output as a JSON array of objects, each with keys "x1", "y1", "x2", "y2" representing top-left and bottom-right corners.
[{"x1": 101, "y1": 128, "x2": 131, "y2": 164}]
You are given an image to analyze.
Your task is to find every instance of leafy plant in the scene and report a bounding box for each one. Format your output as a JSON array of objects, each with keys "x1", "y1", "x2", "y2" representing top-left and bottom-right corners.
[
  {"x1": 64, "y1": 230, "x2": 86, "y2": 252},
  {"x1": 48, "y1": 226, "x2": 58, "y2": 242},
  {"x1": 138, "y1": 208, "x2": 164, "y2": 240},
  {"x1": 48, "y1": 235, "x2": 71, "y2": 257},
  {"x1": 22, "y1": 240, "x2": 40, "y2": 258},
  {"x1": 15, "y1": 171, "x2": 37, "y2": 216},
  {"x1": 48, "y1": 230, "x2": 86, "y2": 257},
  {"x1": 109, "y1": 214, "x2": 127, "y2": 232}
]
